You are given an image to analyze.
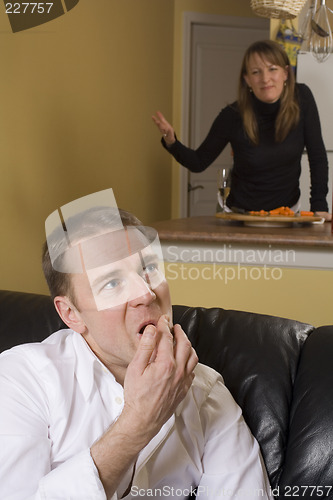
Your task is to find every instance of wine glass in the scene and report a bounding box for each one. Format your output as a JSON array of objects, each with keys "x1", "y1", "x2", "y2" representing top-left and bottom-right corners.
[{"x1": 217, "y1": 167, "x2": 231, "y2": 213}]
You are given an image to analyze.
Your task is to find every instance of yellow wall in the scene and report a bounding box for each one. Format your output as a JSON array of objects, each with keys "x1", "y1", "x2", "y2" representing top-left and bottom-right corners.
[
  {"x1": 0, "y1": 0, "x2": 257, "y2": 295},
  {"x1": 1, "y1": 0, "x2": 175, "y2": 294},
  {"x1": 165, "y1": 262, "x2": 333, "y2": 327},
  {"x1": 1, "y1": 0, "x2": 331, "y2": 327}
]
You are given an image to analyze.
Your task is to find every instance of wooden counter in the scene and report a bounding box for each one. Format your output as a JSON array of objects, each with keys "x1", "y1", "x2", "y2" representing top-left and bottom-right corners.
[
  {"x1": 153, "y1": 216, "x2": 333, "y2": 270},
  {"x1": 152, "y1": 217, "x2": 333, "y2": 326},
  {"x1": 153, "y1": 216, "x2": 333, "y2": 248}
]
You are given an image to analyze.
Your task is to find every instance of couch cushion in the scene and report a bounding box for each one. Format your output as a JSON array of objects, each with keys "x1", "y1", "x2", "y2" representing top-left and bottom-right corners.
[
  {"x1": 173, "y1": 305, "x2": 315, "y2": 488},
  {"x1": 0, "y1": 290, "x2": 65, "y2": 353}
]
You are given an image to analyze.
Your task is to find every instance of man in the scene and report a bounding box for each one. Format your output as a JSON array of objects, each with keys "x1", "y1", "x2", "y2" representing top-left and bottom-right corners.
[{"x1": 0, "y1": 189, "x2": 271, "y2": 499}]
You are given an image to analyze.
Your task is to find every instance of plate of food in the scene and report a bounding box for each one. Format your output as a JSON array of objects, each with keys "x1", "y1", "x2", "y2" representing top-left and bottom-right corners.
[{"x1": 215, "y1": 207, "x2": 324, "y2": 227}]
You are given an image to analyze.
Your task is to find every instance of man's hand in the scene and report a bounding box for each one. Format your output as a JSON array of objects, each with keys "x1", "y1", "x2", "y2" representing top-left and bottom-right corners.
[
  {"x1": 90, "y1": 316, "x2": 198, "y2": 498},
  {"x1": 122, "y1": 315, "x2": 198, "y2": 444}
]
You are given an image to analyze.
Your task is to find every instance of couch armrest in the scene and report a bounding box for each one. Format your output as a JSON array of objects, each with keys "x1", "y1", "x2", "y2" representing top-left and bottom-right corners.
[{"x1": 279, "y1": 325, "x2": 333, "y2": 494}]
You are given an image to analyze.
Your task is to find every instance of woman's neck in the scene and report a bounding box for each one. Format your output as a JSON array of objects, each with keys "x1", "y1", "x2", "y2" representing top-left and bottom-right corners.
[{"x1": 252, "y1": 94, "x2": 280, "y2": 115}]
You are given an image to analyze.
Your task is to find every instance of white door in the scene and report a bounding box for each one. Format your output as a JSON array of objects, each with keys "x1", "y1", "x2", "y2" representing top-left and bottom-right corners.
[{"x1": 187, "y1": 20, "x2": 269, "y2": 216}]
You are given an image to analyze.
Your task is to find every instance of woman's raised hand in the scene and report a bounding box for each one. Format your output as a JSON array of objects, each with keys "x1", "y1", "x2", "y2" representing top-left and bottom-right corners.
[{"x1": 152, "y1": 111, "x2": 176, "y2": 146}]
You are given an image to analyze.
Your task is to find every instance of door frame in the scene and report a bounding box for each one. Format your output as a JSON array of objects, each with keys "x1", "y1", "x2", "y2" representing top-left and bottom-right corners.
[{"x1": 179, "y1": 12, "x2": 269, "y2": 217}]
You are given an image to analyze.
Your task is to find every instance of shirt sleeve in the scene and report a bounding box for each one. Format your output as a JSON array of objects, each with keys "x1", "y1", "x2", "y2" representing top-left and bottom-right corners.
[
  {"x1": 0, "y1": 352, "x2": 107, "y2": 500},
  {"x1": 161, "y1": 106, "x2": 236, "y2": 173},
  {"x1": 197, "y1": 373, "x2": 272, "y2": 499},
  {"x1": 300, "y1": 83, "x2": 329, "y2": 212}
]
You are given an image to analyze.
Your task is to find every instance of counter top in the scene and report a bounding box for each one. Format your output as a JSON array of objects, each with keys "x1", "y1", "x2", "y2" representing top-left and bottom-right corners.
[{"x1": 152, "y1": 216, "x2": 333, "y2": 248}]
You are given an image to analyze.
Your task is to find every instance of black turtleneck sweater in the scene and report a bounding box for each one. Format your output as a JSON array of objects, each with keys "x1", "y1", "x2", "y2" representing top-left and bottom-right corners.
[{"x1": 164, "y1": 83, "x2": 329, "y2": 212}]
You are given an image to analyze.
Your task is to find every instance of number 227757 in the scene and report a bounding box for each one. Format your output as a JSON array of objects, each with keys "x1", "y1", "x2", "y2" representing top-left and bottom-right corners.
[{"x1": 5, "y1": 3, "x2": 54, "y2": 14}]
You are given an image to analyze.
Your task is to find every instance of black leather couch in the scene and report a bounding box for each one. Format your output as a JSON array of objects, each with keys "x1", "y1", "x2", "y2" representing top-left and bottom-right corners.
[{"x1": 1, "y1": 289, "x2": 333, "y2": 499}]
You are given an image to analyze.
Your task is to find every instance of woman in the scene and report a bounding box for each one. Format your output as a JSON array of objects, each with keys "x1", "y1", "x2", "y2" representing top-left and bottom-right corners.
[{"x1": 152, "y1": 40, "x2": 331, "y2": 220}]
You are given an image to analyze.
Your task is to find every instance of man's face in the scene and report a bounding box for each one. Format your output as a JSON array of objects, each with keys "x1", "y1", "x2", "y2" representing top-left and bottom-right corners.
[{"x1": 66, "y1": 228, "x2": 172, "y2": 380}]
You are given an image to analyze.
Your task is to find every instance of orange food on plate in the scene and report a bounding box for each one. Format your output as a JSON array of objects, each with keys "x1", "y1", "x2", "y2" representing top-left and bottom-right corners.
[
  {"x1": 247, "y1": 207, "x2": 314, "y2": 218},
  {"x1": 269, "y1": 206, "x2": 295, "y2": 216},
  {"x1": 249, "y1": 210, "x2": 268, "y2": 216},
  {"x1": 248, "y1": 206, "x2": 300, "y2": 217}
]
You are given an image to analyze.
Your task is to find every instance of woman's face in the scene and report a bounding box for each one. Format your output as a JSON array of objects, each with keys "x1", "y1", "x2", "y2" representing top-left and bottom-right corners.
[{"x1": 244, "y1": 52, "x2": 288, "y2": 104}]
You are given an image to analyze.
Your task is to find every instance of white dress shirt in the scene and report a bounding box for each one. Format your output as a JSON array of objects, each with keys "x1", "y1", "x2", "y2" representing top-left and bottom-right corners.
[{"x1": 0, "y1": 329, "x2": 271, "y2": 500}]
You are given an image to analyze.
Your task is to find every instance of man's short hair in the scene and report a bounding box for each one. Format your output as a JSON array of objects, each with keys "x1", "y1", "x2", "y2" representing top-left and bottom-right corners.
[{"x1": 42, "y1": 206, "x2": 142, "y2": 302}]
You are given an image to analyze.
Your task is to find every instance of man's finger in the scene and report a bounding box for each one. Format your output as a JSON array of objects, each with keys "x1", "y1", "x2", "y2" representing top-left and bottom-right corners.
[
  {"x1": 173, "y1": 324, "x2": 198, "y2": 373},
  {"x1": 131, "y1": 325, "x2": 157, "y2": 372},
  {"x1": 153, "y1": 316, "x2": 175, "y2": 361}
]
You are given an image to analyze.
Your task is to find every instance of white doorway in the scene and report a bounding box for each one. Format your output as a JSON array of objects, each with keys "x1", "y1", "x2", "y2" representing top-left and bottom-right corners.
[{"x1": 179, "y1": 14, "x2": 269, "y2": 217}]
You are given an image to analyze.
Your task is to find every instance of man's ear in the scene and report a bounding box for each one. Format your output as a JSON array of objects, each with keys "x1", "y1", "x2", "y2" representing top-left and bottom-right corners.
[{"x1": 54, "y1": 296, "x2": 86, "y2": 334}]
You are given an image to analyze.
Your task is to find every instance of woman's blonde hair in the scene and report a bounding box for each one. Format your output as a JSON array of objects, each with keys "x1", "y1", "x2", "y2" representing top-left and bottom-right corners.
[{"x1": 238, "y1": 40, "x2": 300, "y2": 145}]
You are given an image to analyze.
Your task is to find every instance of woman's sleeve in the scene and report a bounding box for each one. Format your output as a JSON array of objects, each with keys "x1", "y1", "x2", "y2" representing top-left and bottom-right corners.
[
  {"x1": 301, "y1": 84, "x2": 329, "y2": 212},
  {"x1": 162, "y1": 106, "x2": 235, "y2": 173}
]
